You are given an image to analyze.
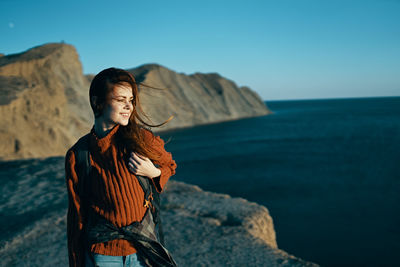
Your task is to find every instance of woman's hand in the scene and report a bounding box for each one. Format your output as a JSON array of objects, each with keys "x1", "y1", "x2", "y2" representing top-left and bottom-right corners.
[{"x1": 128, "y1": 152, "x2": 161, "y2": 179}]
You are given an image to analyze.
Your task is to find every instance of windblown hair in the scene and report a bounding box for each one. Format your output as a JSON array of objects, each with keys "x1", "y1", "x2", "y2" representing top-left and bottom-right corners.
[{"x1": 89, "y1": 67, "x2": 173, "y2": 162}]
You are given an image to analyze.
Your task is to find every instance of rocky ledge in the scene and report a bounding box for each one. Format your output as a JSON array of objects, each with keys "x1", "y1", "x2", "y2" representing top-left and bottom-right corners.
[
  {"x1": 162, "y1": 180, "x2": 319, "y2": 266},
  {"x1": 0, "y1": 157, "x2": 318, "y2": 266}
]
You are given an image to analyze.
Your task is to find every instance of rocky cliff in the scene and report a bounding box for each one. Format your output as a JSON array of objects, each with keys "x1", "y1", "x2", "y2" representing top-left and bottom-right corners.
[
  {"x1": 0, "y1": 43, "x2": 270, "y2": 161},
  {"x1": 0, "y1": 43, "x2": 93, "y2": 160},
  {"x1": 128, "y1": 64, "x2": 270, "y2": 130}
]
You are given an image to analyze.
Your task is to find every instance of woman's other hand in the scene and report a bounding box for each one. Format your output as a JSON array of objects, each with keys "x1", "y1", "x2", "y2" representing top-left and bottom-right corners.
[{"x1": 128, "y1": 152, "x2": 161, "y2": 179}]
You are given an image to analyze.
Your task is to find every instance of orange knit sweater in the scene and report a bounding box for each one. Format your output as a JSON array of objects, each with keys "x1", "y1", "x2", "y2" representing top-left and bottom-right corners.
[{"x1": 65, "y1": 124, "x2": 177, "y2": 267}]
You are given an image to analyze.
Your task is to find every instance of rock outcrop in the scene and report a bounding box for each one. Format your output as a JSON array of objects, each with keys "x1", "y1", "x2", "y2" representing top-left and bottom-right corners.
[
  {"x1": 0, "y1": 43, "x2": 93, "y2": 161},
  {"x1": 0, "y1": 43, "x2": 270, "y2": 161},
  {"x1": 129, "y1": 64, "x2": 270, "y2": 130},
  {"x1": 161, "y1": 181, "x2": 318, "y2": 266}
]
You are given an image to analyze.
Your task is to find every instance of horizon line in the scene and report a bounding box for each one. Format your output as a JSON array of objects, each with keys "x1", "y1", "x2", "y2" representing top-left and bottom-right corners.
[{"x1": 263, "y1": 95, "x2": 400, "y2": 102}]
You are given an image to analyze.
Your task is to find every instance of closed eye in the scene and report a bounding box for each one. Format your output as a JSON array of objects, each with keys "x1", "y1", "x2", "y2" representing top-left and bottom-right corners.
[{"x1": 117, "y1": 98, "x2": 134, "y2": 103}]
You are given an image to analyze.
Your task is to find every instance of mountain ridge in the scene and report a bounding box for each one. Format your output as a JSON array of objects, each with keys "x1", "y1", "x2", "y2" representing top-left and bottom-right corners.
[{"x1": 0, "y1": 42, "x2": 270, "y2": 161}]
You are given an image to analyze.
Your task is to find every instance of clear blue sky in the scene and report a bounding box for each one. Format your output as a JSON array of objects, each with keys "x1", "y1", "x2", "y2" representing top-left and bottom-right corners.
[{"x1": 1, "y1": 0, "x2": 399, "y2": 100}]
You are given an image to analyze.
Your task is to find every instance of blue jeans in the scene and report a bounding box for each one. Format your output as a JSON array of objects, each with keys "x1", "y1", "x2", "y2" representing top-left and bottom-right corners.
[{"x1": 84, "y1": 250, "x2": 147, "y2": 267}]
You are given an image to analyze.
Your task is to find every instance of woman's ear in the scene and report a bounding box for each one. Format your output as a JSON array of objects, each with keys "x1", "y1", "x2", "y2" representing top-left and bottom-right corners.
[{"x1": 91, "y1": 96, "x2": 102, "y2": 117}]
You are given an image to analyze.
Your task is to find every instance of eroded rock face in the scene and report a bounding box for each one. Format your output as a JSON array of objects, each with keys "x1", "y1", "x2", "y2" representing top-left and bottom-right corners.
[
  {"x1": 0, "y1": 43, "x2": 93, "y2": 161},
  {"x1": 129, "y1": 64, "x2": 271, "y2": 131},
  {"x1": 0, "y1": 43, "x2": 270, "y2": 161}
]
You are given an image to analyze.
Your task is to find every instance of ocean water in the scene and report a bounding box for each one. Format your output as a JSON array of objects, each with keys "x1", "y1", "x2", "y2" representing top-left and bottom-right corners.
[{"x1": 161, "y1": 97, "x2": 400, "y2": 267}]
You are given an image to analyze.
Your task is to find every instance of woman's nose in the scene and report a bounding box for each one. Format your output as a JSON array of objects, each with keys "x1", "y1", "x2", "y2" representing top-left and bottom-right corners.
[{"x1": 123, "y1": 100, "x2": 133, "y2": 108}]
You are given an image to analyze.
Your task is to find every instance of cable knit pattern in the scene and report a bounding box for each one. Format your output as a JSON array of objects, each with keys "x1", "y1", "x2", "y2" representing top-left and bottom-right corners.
[{"x1": 65, "y1": 124, "x2": 177, "y2": 267}]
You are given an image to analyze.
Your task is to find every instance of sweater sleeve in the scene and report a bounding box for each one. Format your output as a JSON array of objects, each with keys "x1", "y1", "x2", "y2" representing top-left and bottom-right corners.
[
  {"x1": 65, "y1": 149, "x2": 86, "y2": 267},
  {"x1": 144, "y1": 131, "x2": 177, "y2": 193}
]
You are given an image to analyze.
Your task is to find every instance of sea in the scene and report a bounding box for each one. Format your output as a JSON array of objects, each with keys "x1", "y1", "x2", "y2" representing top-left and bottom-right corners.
[{"x1": 160, "y1": 96, "x2": 400, "y2": 267}]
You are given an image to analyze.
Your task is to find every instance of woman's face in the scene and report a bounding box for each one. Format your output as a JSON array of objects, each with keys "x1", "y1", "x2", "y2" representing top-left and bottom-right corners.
[{"x1": 102, "y1": 83, "x2": 134, "y2": 128}]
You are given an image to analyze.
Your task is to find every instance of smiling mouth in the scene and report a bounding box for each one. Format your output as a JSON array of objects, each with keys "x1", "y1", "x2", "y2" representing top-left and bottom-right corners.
[{"x1": 121, "y1": 113, "x2": 130, "y2": 118}]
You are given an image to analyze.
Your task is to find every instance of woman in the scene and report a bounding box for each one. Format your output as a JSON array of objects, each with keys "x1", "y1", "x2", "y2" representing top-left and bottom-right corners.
[{"x1": 65, "y1": 67, "x2": 177, "y2": 267}]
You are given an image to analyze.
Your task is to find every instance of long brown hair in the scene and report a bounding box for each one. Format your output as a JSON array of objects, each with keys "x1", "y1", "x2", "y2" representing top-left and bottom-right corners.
[{"x1": 89, "y1": 67, "x2": 173, "y2": 162}]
